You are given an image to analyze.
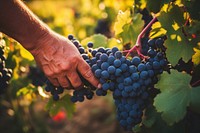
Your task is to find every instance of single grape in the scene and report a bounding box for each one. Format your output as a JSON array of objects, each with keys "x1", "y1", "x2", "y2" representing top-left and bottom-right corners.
[
  {"x1": 101, "y1": 62, "x2": 109, "y2": 70},
  {"x1": 115, "y1": 51, "x2": 122, "y2": 59},
  {"x1": 100, "y1": 53, "x2": 108, "y2": 62},
  {"x1": 113, "y1": 59, "x2": 121, "y2": 68},
  {"x1": 101, "y1": 70, "x2": 110, "y2": 79},
  {"x1": 107, "y1": 65, "x2": 116, "y2": 74},
  {"x1": 137, "y1": 63, "x2": 146, "y2": 72},
  {"x1": 131, "y1": 56, "x2": 141, "y2": 66},
  {"x1": 68, "y1": 34, "x2": 74, "y2": 40},
  {"x1": 111, "y1": 47, "x2": 119, "y2": 54},
  {"x1": 87, "y1": 42, "x2": 94, "y2": 48}
]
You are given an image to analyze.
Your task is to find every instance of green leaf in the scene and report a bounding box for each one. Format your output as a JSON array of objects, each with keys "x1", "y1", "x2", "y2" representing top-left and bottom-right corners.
[
  {"x1": 183, "y1": 0, "x2": 200, "y2": 20},
  {"x1": 61, "y1": 95, "x2": 76, "y2": 118},
  {"x1": 132, "y1": 124, "x2": 141, "y2": 133},
  {"x1": 165, "y1": 31, "x2": 194, "y2": 66},
  {"x1": 142, "y1": 106, "x2": 156, "y2": 128},
  {"x1": 16, "y1": 84, "x2": 36, "y2": 96},
  {"x1": 190, "y1": 86, "x2": 200, "y2": 113},
  {"x1": 154, "y1": 70, "x2": 191, "y2": 125},
  {"x1": 119, "y1": 23, "x2": 136, "y2": 44},
  {"x1": 186, "y1": 21, "x2": 200, "y2": 35},
  {"x1": 146, "y1": 0, "x2": 171, "y2": 13},
  {"x1": 81, "y1": 34, "x2": 122, "y2": 50},
  {"x1": 119, "y1": 13, "x2": 144, "y2": 45},
  {"x1": 81, "y1": 34, "x2": 108, "y2": 48},
  {"x1": 157, "y1": 4, "x2": 194, "y2": 65},
  {"x1": 150, "y1": 22, "x2": 167, "y2": 39},
  {"x1": 45, "y1": 94, "x2": 75, "y2": 119},
  {"x1": 45, "y1": 97, "x2": 54, "y2": 112},
  {"x1": 139, "y1": 105, "x2": 185, "y2": 133},
  {"x1": 114, "y1": 9, "x2": 132, "y2": 35},
  {"x1": 113, "y1": 7, "x2": 144, "y2": 45},
  {"x1": 107, "y1": 38, "x2": 123, "y2": 50}
]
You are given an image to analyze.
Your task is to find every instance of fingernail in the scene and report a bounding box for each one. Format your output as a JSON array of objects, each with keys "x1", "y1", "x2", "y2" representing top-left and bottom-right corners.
[{"x1": 97, "y1": 83, "x2": 102, "y2": 89}]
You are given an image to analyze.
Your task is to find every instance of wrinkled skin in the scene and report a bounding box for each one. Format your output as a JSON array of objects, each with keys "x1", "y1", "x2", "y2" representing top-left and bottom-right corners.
[
  {"x1": 0, "y1": 0, "x2": 100, "y2": 89},
  {"x1": 31, "y1": 31, "x2": 99, "y2": 89}
]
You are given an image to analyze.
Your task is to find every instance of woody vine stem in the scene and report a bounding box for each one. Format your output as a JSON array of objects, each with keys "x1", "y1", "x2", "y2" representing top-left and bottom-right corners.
[{"x1": 124, "y1": 16, "x2": 158, "y2": 58}]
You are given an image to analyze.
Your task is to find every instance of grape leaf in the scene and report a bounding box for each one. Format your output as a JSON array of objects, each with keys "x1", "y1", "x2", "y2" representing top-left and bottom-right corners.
[
  {"x1": 141, "y1": 105, "x2": 185, "y2": 133},
  {"x1": 154, "y1": 70, "x2": 191, "y2": 125},
  {"x1": 81, "y1": 34, "x2": 107, "y2": 48},
  {"x1": 165, "y1": 36, "x2": 194, "y2": 66},
  {"x1": 16, "y1": 84, "x2": 36, "y2": 96},
  {"x1": 119, "y1": 14, "x2": 144, "y2": 45},
  {"x1": 119, "y1": 23, "x2": 136, "y2": 45},
  {"x1": 149, "y1": 22, "x2": 167, "y2": 39},
  {"x1": 107, "y1": 38, "x2": 123, "y2": 50},
  {"x1": 114, "y1": 8, "x2": 144, "y2": 45},
  {"x1": 142, "y1": 106, "x2": 156, "y2": 128},
  {"x1": 45, "y1": 94, "x2": 75, "y2": 119},
  {"x1": 114, "y1": 9, "x2": 132, "y2": 35},
  {"x1": 18, "y1": 43, "x2": 34, "y2": 61},
  {"x1": 190, "y1": 86, "x2": 200, "y2": 113},
  {"x1": 186, "y1": 21, "x2": 200, "y2": 35},
  {"x1": 183, "y1": 0, "x2": 200, "y2": 20},
  {"x1": 192, "y1": 47, "x2": 200, "y2": 65},
  {"x1": 157, "y1": 4, "x2": 194, "y2": 65},
  {"x1": 146, "y1": 0, "x2": 171, "y2": 13},
  {"x1": 81, "y1": 34, "x2": 122, "y2": 49}
]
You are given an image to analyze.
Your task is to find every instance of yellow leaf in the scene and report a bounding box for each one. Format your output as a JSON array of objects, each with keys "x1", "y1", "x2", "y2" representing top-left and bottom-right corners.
[
  {"x1": 192, "y1": 48, "x2": 200, "y2": 65},
  {"x1": 18, "y1": 44, "x2": 34, "y2": 61},
  {"x1": 152, "y1": 21, "x2": 162, "y2": 29},
  {"x1": 150, "y1": 22, "x2": 167, "y2": 39},
  {"x1": 114, "y1": 10, "x2": 132, "y2": 35},
  {"x1": 107, "y1": 38, "x2": 123, "y2": 50},
  {"x1": 172, "y1": 22, "x2": 180, "y2": 31}
]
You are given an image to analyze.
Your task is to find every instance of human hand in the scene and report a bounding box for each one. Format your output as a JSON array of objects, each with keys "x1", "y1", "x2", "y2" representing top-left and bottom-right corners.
[{"x1": 29, "y1": 31, "x2": 100, "y2": 89}]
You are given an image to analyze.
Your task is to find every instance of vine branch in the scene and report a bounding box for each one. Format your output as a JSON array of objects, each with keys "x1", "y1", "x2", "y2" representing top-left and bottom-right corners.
[
  {"x1": 124, "y1": 16, "x2": 157, "y2": 58},
  {"x1": 191, "y1": 79, "x2": 200, "y2": 87}
]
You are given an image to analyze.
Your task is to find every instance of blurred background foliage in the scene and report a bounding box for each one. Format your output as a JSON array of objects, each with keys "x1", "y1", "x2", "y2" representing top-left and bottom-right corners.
[
  {"x1": 26, "y1": 0, "x2": 133, "y2": 39},
  {"x1": 1, "y1": 0, "x2": 200, "y2": 133},
  {"x1": 0, "y1": 0, "x2": 135, "y2": 133}
]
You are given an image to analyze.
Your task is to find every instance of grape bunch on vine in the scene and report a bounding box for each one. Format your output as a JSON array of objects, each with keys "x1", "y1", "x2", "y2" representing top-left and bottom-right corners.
[{"x1": 1, "y1": 0, "x2": 200, "y2": 132}]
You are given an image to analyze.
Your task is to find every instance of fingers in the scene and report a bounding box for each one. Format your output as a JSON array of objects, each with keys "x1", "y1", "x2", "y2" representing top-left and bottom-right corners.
[
  {"x1": 78, "y1": 58, "x2": 100, "y2": 88},
  {"x1": 43, "y1": 55, "x2": 99, "y2": 89},
  {"x1": 57, "y1": 76, "x2": 71, "y2": 89},
  {"x1": 48, "y1": 77, "x2": 60, "y2": 87},
  {"x1": 66, "y1": 71, "x2": 84, "y2": 89}
]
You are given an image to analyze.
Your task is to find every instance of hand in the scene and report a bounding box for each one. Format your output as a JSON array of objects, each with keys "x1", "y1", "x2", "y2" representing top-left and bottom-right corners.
[
  {"x1": 30, "y1": 31, "x2": 100, "y2": 89},
  {"x1": 0, "y1": 0, "x2": 100, "y2": 89}
]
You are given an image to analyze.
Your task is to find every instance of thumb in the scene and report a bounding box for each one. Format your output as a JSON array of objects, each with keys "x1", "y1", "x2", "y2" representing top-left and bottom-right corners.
[{"x1": 77, "y1": 58, "x2": 100, "y2": 88}]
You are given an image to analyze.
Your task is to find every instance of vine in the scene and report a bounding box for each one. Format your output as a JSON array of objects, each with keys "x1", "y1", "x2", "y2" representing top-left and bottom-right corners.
[{"x1": 0, "y1": 0, "x2": 200, "y2": 133}]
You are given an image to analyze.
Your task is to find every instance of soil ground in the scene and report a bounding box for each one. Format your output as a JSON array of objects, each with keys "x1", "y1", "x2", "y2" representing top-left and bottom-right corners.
[{"x1": 47, "y1": 96, "x2": 127, "y2": 133}]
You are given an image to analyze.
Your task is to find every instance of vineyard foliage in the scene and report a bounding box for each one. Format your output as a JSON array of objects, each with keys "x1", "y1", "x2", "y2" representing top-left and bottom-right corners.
[{"x1": 0, "y1": 0, "x2": 200, "y2": 132}]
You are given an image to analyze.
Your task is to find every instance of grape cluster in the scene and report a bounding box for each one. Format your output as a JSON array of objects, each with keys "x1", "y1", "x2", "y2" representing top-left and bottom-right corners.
[
  {"x1": 69, "y1": 35, "x2": 168, "y2": 130},
  {"x1": 44, "y1": 34, "x2": 168, "y2": 131},
  {"x1": 112, "y1": 39, "x2": 168, "y2": 131},
  {"x1": 0, "y1": 39, "x2": 12, "y2": 94},
  {"x1": 94, "y1": 19, "x2": 111, "y2": 37},
  {"x1": 45, "y1": 80, "x2": 64, "y2": 101},
  {"x1": 70, "y1": 74, "x2": 96, "y2": 103},
  {"x1": 28, "y1": 66, "x2": 47, "y2": 87}
]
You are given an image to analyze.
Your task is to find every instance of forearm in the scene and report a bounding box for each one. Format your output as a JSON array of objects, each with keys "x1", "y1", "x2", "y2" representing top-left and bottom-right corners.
[
  {"x1": 0, "y1": 0, "x2": 100, "y2": 88},
  {"x1": 0, "y1": 0, "x2": 50, "y2": 51}
]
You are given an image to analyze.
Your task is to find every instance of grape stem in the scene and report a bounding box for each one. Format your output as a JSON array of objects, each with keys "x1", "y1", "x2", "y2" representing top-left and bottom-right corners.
[
  {"x1": 191, "y1": 79, "x2": 200, "y2": 87},
  {"x1": 124, "y1": 16, "x2": 157, "y2": 58}
]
